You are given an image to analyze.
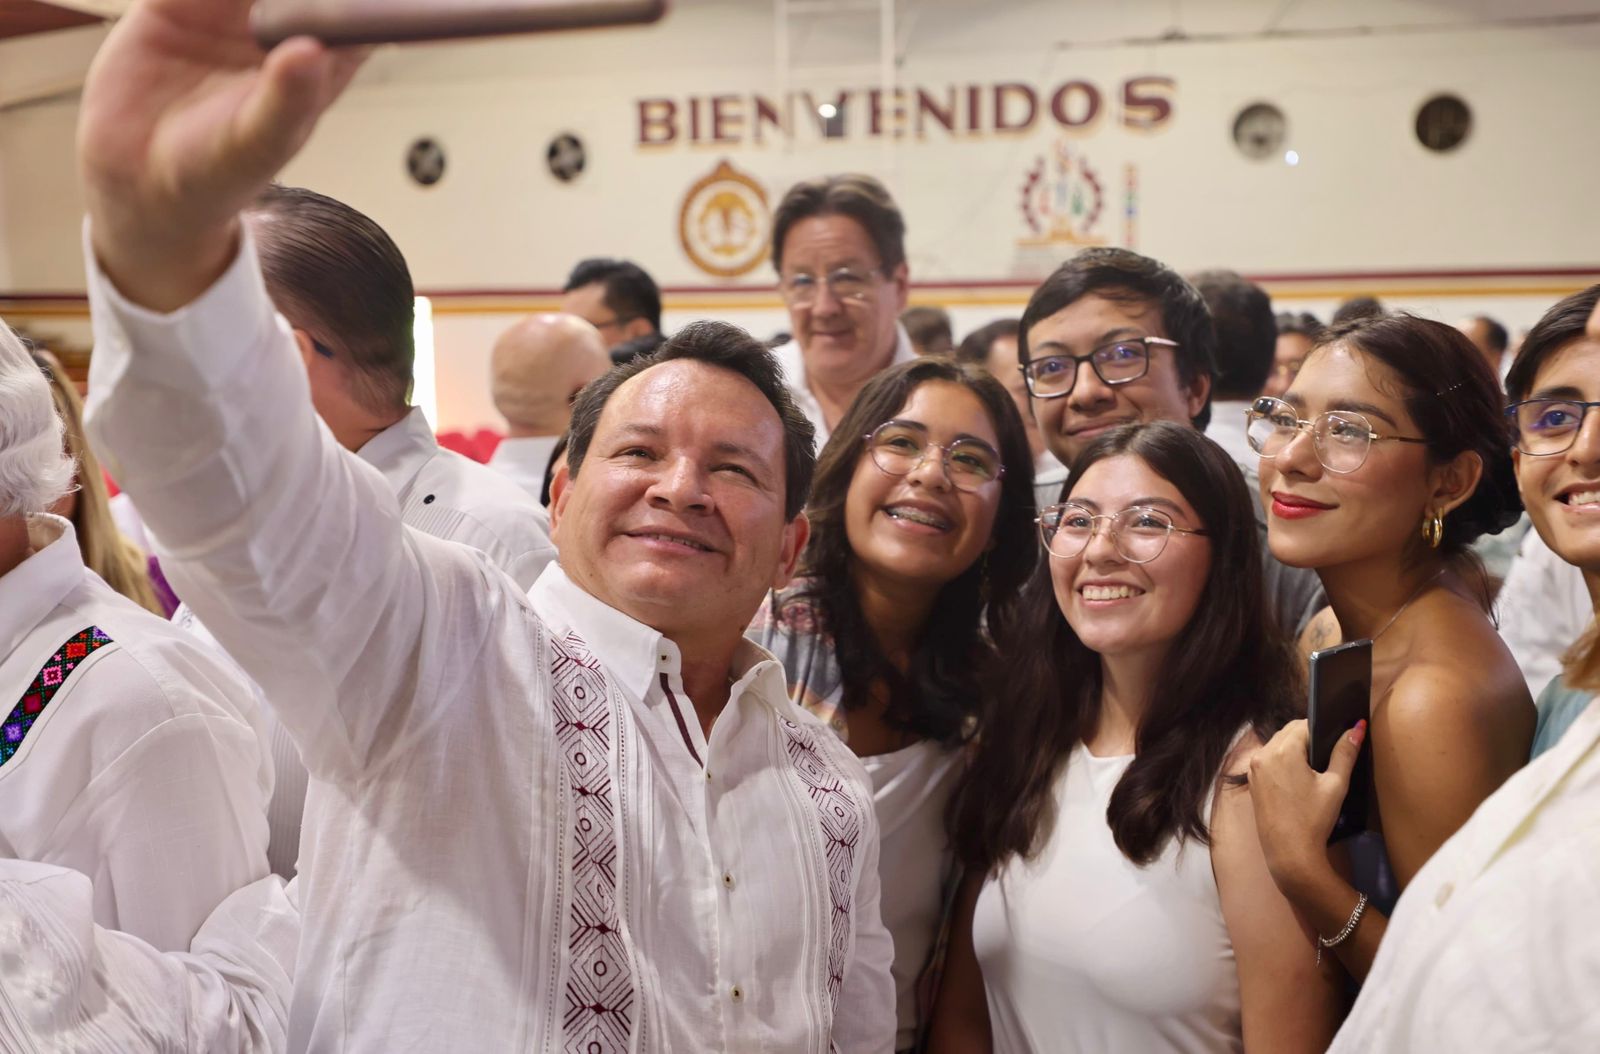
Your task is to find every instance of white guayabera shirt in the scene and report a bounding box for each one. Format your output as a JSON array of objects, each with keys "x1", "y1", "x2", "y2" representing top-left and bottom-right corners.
[
  {"x1": 0, "y1": 516, "x2": 271, "y2": 953},
  {"x1": 0, "y1": 862, "x2": 296, "y2": 1053},
  {"x1": 85, "y1": 229, "x2": 897, "y2": 1054}
]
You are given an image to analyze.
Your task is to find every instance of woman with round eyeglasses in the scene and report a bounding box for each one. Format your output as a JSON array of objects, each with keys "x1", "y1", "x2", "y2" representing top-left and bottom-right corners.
[
  {"x1": 929, "y1": 421, "x2": 1340, "y2": 1054},
  {"x1": 747, "y1": 357, "x2": 1037, "y2": 1053},
  {"x1": 1245, "y1": 313, "x2": 1533, "y2": 987},
  {"x1": 1324, "y1": 290, "x2": 1600, "y2": 1052}
]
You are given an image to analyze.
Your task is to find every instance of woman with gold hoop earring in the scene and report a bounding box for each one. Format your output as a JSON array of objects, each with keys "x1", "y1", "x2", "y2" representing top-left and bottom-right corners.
[{"x1": 1240, "y1": 313, "x2": 1533, "y2": 987}]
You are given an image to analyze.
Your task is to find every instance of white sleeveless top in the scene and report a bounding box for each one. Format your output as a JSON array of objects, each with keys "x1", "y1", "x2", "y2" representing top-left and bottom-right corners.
[{"x1": 973, "y1": 742, "x2": 1242, "y2": 1054}]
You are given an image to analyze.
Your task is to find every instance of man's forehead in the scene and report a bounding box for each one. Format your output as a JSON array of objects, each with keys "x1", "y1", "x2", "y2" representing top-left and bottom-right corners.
[{"x1": 598, "y1": 359, "x2": 784, "y2": 444}]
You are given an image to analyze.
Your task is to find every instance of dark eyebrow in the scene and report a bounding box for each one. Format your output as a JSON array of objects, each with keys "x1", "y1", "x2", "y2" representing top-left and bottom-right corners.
[
  {"x1": 1327, "y1": 399, "x2": 1399, "y2": 428},
  {"x1": 886, "y1": 419, "x2": 1001, "y2": 457},
  {"x1": 1527, "y1": 385, "x2": 1588, "y2": 402},
  {"x1": 1030, "y1": 328, "x2": 1148, "y2": 357},
  {"x1": 712, "y1": 439, "x2": 767, "y2": 465},
  {"x1": 613, "y1": 424, "x2": 665, "y2": 440},
  {"x1": 1128, "y1": 497, "x2": 1187, "y2": 515}
]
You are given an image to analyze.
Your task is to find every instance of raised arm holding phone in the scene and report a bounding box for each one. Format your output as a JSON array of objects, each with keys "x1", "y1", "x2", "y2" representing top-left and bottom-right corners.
[{"x1": 78, "y1": 3, "x2": 895, "y2": 1051}]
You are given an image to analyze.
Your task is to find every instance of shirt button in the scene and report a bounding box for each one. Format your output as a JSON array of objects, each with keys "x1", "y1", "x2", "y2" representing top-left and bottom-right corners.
[
  {"x1": 722, "y1": 872, "x2": 735, "y2": 890},
  {"x1": 1434, "y1": 881, "x2": 1455, "y2": 908},
  {"x1": 730, "y1": 984, "x2": 744, "y2": 1003}
]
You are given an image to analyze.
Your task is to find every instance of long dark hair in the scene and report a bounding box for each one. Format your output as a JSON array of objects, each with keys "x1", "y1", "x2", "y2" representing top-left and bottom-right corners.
[
  {"x1": 951, "y1": 421, "x2": 1301, "y2": 869},
  {"x1": 796, "y1": 357, "x2": 1037, "y2": 746}
]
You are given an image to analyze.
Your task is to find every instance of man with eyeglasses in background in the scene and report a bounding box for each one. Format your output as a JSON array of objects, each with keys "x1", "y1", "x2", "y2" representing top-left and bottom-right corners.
[
  {"x1": 770, "y1": 174, "x2": 914, "y2": 445},
  {"x1": 561, "y1": 257, "x2": 666, "y2": 363},
  {"x1": 1019, "y1": 248, "x2": 1325, "y2": 635}
]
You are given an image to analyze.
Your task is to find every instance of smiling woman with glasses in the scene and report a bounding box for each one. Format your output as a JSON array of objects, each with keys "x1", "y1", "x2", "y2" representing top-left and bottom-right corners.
[
  {"x1": 931, "y1": 421, "x2": 1339, "y2": 1054},
  {"x1": 1246, "y1": 312, "x2": 1533, "y2": 989},
  {"x1": 748, "y1": 358, "x2": 1036, "y2": 1049},
  {"x1": 747, "y1": 356, "x2": 1036, "y2": 1053}
]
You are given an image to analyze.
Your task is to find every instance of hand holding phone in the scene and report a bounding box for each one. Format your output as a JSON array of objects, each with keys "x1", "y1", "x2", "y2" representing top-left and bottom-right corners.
[
  {"x1": 1307, "y1": 639, "x2": 1373, "y2": 842},
  {"x1": 252, "y1": 0, "x2": 667, "y2": 49}
]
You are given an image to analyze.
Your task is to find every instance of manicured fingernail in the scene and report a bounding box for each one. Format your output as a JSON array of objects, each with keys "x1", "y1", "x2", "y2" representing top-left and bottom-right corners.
[{"x1": 1349, "y1": 719, "x2": 1367, "y2": 743}]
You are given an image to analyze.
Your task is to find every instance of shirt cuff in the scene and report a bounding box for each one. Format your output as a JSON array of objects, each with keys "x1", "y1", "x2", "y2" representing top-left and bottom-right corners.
[{"x1": 83, "y1": 217, "x2": 280, "y2": 393}]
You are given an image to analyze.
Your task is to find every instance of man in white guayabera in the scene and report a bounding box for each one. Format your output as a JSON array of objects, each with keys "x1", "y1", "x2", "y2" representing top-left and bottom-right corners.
[{"x1": 75, "y1": 2, "x2": 895, "y2": 1050}]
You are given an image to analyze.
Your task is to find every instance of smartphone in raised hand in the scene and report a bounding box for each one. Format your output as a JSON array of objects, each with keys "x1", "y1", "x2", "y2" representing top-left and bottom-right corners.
[
  {"x1": 252, "y1": 0, "x2": 667, "y2": 48},
  {"x1": 1307, "y1": 638, "x2": 1373, "y2": 843}
]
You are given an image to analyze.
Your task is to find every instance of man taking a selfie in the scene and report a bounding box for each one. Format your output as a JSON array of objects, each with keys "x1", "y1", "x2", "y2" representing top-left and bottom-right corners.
[{"x1": 76, "y1": 2, "x2": 894, "y2": 1050}]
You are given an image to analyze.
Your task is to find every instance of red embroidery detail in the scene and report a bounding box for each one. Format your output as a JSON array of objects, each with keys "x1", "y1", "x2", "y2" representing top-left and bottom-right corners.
[
  {"x1": 779, "y1": 717, "x2": 862, "y2": 1017},
  {"x1": 550, "y1": 631, "x2": 634, "y2": 1053}
]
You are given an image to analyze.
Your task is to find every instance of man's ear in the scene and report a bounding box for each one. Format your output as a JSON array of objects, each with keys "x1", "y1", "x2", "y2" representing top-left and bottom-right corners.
[
  {"x1": 772, "y1": 511, "x2": 811, "y2": 590},
  {"x1": 888, "y1": 262, "x2": 911, "y2": 315},
  {"x1": 1431, "y1": 449, "x2": 1484, "y2": 519},
  {"x1": 1185, "y1": 371, "x2": 1213, "y2": 422},
  {"x1": 548, "y1": 462, "x2": 574, "y2": 541},
  {"x1": 290, "y1": 328, "x2": 317, "y2": 369}
]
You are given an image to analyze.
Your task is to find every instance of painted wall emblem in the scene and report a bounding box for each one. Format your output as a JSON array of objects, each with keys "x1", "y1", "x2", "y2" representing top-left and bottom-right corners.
[
  {"x1": 1020, "y1": 142, "x2": 1107, "y2": 247},
  {"x1": 678, "y1": 160, "x2": 771, "y2": 279}
]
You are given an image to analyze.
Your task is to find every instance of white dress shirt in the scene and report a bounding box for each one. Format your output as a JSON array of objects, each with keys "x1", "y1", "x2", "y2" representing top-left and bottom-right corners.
[
  {"x1": 487, "y1": 433, "x2": 563, "y2": 501},
  {"x1": 175, "y1": 405, "x2": 558, "y2": 879},
  {"x1": 1329, "y1": 692, "x2": 1600, "y2": 1052},
  {"x1": 1203, "y1": 400, "x2": 1257, "y2": 468},
  {"x1": 1495, "y1": 527, "x2": 1594, "y2": 699},
  {"x1": 772, "y1": 323, "x2": 918, "y2": 447},
  {"x1": 85, "y1": 229, "x2": 897, "y2": 1053},
  {"x1": 0, "y1": 516, "x2": 270, "y2": 952},
  {"x1": 0, "y1": 861, "x2": 296, "y2": 1052},
  {"x1": 358, "y1": 406, "x2": 555, "y2": 592}
]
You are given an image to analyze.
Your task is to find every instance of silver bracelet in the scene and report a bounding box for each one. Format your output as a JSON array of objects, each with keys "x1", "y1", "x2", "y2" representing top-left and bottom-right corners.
[{"x1": 1316, "y1": 892, "x2": 1368, "y2": 966}]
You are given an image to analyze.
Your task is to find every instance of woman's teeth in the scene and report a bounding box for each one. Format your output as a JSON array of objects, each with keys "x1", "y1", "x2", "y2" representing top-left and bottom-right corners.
[
  {"x1": 886, "y1": 506, "x2": 951, "y2": 529},
  {"x1": 1081, "y1": 584, "x2": 1143, "y2": 600}
]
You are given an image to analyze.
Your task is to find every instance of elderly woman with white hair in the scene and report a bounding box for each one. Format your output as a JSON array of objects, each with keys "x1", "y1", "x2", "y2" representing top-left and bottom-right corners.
[{"x1": 0, "y1": 319, "x2": 272, "y2": 953}]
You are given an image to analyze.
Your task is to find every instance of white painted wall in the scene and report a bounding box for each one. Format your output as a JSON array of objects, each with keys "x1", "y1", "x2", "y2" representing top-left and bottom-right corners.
[{"x1": 2, "y1": 2, "x2": 1598, "y2": 428}]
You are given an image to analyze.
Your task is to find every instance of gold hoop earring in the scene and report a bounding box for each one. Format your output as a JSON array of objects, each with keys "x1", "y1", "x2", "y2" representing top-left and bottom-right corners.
[{"x1": 1421, "y1": 511, "x2": 1443, "y2": 549}]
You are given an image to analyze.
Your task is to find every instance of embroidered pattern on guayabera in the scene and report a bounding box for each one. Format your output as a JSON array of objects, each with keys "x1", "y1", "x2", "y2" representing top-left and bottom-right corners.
[
  {"x1": 2, "y1": 627, "x2": 113, "y2": 767},
  {"x1": 779, "y1": 716, "x2": 863, "y2": 1018},
  {"x1": 550, "y1": 630, "x2": 635, "y2": 1053}
]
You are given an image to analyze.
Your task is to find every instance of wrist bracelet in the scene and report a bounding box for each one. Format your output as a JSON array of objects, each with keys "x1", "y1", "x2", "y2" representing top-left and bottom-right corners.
[{"x1": 1316, "y1": 892, "x2": 1368, "y2": 966}]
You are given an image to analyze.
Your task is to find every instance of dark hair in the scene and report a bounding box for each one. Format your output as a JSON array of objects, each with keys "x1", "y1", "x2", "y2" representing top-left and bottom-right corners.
[
  {"x1": 950, "y1": 421, "x2": 1300, "y2": 870},
  {"x1": 797, "y1": 357, "x2": 1037, "y2": 746},
  {"x1": 564, "y1": 258, "x2": 663, "y2": 332},
  {"x1": 248, "y1": 185, "x2": 415, "y2": 415},
  {"x1": 1505, "y1": 285, "x2": 1600, "y2": 693},
  {"x1": 1330, "y1": 296, "x2": 1386, "y2": 325},
  {"x1": 1190, "y1": 270, "x2": 1276, "y2": 400},
  {"x1": 1506, "y1": 285, "x2": 1600, "y2": 403},
  {"x1": 901, "y1": 306, "x2": 953, "y2": 355},
  {"x1": 1276, "y1": 311, "x2": 1325, "y2": 340},
  {"x1": 566, "y1": 320, "x2": 816, "y2": 520},
  {"x1": 1471, "y1": 315, "x2": 1510, "y2": 355},
  {"x1": 771, "y1": 174, "x2": 907, "y2": 274},
  {"x1": 955, "y1": 318, "x2": 1021, "y2": 366},
  {"x1": 1320, "y1": 314, "x2": 1522, "y2": 556},
  {"x1": 1018, "y1": 248, "x2": 1217, "y2": 431}
]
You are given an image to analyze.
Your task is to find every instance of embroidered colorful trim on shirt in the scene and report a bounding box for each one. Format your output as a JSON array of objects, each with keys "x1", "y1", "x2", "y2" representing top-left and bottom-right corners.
[
  {"x1": 550, "y1": 630, "x2": 635, "y2": 1053},
  {"x1": 2, "y1": 627, "x2": 112, "y2": 768},
  {"x1": 779, "y1": 716, "x2": 863, "y2": 1019}
]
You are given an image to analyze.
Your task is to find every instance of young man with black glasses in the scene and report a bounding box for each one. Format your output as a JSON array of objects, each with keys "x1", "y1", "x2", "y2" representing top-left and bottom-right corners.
[{"x1": 1019, "y1": 248, "x2": 1325, "y2": 634}]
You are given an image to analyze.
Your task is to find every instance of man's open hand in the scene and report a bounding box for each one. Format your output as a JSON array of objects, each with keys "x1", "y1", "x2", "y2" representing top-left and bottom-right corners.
[{"x1": 79, "y1": 0, "x2": 365, "y2": 311}]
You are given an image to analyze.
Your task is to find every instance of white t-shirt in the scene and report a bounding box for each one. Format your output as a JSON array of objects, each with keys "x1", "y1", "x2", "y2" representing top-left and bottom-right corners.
[{"x1": 974, "y1": 744, "x2": 1241, "y2": 1054}]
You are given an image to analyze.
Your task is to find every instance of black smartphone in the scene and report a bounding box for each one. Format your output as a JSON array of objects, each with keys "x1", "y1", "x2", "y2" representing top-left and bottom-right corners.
[
  {"x1": 1307, "y1": 639, "x2": 1373, "y2": 843},
  {"x1": 252, "y1": 0, "x2": 667, "y2": 49}
]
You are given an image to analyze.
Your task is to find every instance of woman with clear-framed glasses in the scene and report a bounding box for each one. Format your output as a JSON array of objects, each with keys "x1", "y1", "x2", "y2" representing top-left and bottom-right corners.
[
  {"x1": 1325, "y1": 294, "x2": 1600, "y2": 1053},
  {"x1": 746, "y1": 357, "x2": 1037, "y2": 1053},
  {"x1": 1245, "y1": 313, "x2": 1533, "y2": 987},
  {"x1": 930, "y1": 421, "x2": 1340, "y2": 1054}
]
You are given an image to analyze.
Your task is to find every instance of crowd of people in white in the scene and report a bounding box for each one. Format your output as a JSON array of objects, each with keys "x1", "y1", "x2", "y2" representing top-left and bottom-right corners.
[{"x1": 1, "y1": 2, "x2": 1597, "y2": 1051}]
